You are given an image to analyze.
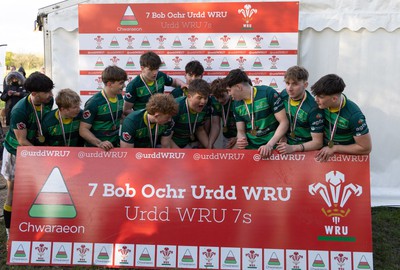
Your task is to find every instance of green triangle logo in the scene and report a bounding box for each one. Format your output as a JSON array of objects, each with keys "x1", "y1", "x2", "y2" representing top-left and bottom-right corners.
[
  {"x1": 120, "y1": 6, "x2": 138, "y2": 26},
  {"x1": 29, "y1": 167, "x2": 77, "y2": 218}
]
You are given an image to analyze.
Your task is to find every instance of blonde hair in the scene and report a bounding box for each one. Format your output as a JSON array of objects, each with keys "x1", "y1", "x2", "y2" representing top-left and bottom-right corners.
[{"x1": 55, "y1": 88, "x2": 81, "y2": 109}]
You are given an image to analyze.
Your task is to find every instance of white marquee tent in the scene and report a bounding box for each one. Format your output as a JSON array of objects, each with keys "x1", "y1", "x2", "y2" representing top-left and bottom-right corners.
[{"x1": 37, "y1": 0, "x2": 400, "y2": 206}]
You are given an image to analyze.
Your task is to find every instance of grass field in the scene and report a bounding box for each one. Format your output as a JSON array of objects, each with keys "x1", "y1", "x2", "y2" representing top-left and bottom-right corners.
[{"x1": 0, "y1": 206, "x2": 399, "y2": 269}]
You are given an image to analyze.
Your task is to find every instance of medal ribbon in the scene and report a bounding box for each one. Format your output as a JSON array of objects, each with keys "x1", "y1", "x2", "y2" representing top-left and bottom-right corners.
[
  {"x1": 140, "y1": 74, "x2": 159, "y2": 96},
  {"x1": 288, "y1": 92, "x2": 307, "y2": 136},
  {"x1": 29, "y1": 95, "x2": 44, "y2": 137},
  {"x1": 329, "y1": 94, "x2": 344, "y2": 144},
  {"x1": 244, "y1": 87, "x2": 256, "y2": 131},
  {"x1": 185, "y1": 98, "x2": 199, "y2": 138},
  {"x1": 101, "y1": 90, "x2": 119, "y2": 129},
  {"x1": 146, "y1": 113, "x2": 159, "y2": 148},
  {"x1": 221, "y1": 98, "x2": 231, "y2": 129},
  {"x1": 58, "y1": 110, "x2": 73, "y2": 146}
]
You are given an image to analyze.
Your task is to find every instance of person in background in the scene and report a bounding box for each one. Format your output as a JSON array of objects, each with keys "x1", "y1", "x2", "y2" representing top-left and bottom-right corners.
[
  {"x1": 170, "y1": 60, "x2": 204, "y2": 98},
  {"x1": 120, "y1": 93, "x2": 178, "y2": 148},
  {"x1": 225, "y1": 69, "x2": 288, "y2": 157},
  {"x1": 276, "y1": 66, "x2": 324, "y2": 154},
  {"x1": 1, "y1": 71, "x2": 28, "y2": 126},
  {"x1": 42, "y1": 88, "x2": 83, "y2": 146},
  {"x1": 18, "y1": 65, "x2": 26, "y2": 78},
  {"x1": 80, "y1": 65, "x2": 127, "y2": 151},
  {"x1": 1, "y1": 72, "x2": 54, "y2": 240},
  {"x1": 311, "y1": 74, "x2": 372, "y2": 162},
  {"x1": 2, "y1": 66, "x2": 16, "y2": 92},
  {"x1": 123, "y1": 51, "x2": 186, "y2": 115}
]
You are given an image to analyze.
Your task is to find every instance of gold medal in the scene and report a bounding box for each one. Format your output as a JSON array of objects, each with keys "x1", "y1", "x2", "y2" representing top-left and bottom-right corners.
[
  {"x1": 250, "y1": 129, "x2": 257, "y2": 136},
  {"x1": 328, "y1": 140, "x2": 334, "y2": 148},
  {"x1": 290, "y1": 131, "x2": 295, "y2": 139},
  {"x1": 223, "y1": 126, "x2": 228, "y2": 133},
  {"x1": 182, "y1": 87, "x2": 188, "y2": 97},
  {"x1": 38, "y1": 135, "x2": 45, "y2": 143},
  {"x1": 190, "y1": 134, "x2": 196, "y2": 141}
]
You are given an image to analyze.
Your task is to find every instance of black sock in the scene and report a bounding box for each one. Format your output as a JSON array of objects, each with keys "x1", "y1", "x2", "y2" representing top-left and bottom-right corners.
[{"x1": 3, "y1": 205, "x2": 12, "y2": 229}]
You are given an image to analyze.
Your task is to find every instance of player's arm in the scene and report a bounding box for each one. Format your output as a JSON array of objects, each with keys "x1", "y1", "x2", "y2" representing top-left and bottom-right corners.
[
  {"x1": 267, "y1": 109, "x2": 289, "y2": 148},
  {"x1": 195, "y1": 126, "x2": 209, "y2": 149},
  {"x1": 79, "y1": 122, "x2": 113, "y2": 151},
  {"x1": 234, "y1": 121, "x2": 248, "y2": 149},
  {"x1": 280, "y1": 132, "x2": 323, "y2": 154},
  {"x1": 168, "y1": 132, "x2": 181, "y2": 148},
  {"x1": 160, "y1": 134, "x2": 173, "y2": 148},
  {"x1": 207, "y1": 115, "x2": 221, "y2": 149},
  {"x1": 14, "y1": 129, "x2": 34, "y2": 146},
  {"x1": 332, "y1": 133, "x2": 372, "y2": 155},
  {"x1": 171, "y1": 78, "x2": 188, "y2": 89},
  {"x1": 120, "y1": 141, "x2": 134, "y2": 148},
  {"x1": 302, "y1": 132, "x2": 323, "y2": 151},
  {"x1": 123, "y1": 101, "x2": 134, "y2": 116}
]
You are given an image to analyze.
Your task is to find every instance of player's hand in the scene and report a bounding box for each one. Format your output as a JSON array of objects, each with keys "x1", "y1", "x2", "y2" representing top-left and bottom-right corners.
[
  {"x1": 236, "y1": 137, "x2": 248, "y2": 149},
  {"x1": 315, "y1": 146, "x2": 335, "y2": 162},
  {"x1": 97, "y1": 141, "x2": 114, "y2": 151}
]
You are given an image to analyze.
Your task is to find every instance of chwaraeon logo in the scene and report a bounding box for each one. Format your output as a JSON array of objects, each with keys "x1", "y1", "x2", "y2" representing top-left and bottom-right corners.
[
  {"x1": 309, "y1": 171, "x2": 362, "y2": 242},
  {"x1": 29, "y1": 167, "x2": 77, "y2": 219}
]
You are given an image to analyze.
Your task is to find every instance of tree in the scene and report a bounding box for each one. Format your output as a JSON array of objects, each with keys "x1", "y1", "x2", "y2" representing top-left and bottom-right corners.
[{"x1": 6, "y1": 52, "x2": 43, "y2": 71}]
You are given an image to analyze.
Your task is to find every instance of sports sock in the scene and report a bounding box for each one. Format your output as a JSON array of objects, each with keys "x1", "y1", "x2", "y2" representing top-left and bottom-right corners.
[{"x1": 3, "y1": 204, "x2": 12, "y2": 238}]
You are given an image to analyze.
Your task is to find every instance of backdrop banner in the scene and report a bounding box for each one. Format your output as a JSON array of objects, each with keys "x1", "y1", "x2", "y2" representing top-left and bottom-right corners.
[
  {"x1": 77, "y1": 1, "x2": 299, "y2": 104},
  {"x1": 8, "y1": 147, "x2": 373, "y2": 269}
]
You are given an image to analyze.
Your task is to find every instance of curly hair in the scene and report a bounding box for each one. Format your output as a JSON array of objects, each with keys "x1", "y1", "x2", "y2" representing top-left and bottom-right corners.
[{"x1": 146, "y1": 93, "x2": 179, "y2": 116}]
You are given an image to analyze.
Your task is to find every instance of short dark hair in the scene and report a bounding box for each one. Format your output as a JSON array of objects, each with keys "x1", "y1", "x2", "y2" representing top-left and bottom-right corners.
[
  {"x1": 140, "y1": 51, "x2": 162, "y2": 70},
  {"x1": 102, "y1": 65, "x2": 128, "y2": 84},
  {"x1": 188, "y1": 79, "x2": 210, "y2": 97},
  {"x1": 210, "y1": 78, "x2": 228, "y2": 98},
  {"x1": 224, "y1": 69, "x2": 252, "y2": 87},
  {"x1": 284, "y1": 66, "x2": 309, "y2": 83},
  {"x1": 185, "y1": 60, "x2": 204, "y2": 76},
  {"x1": 24, "y1": 72, "x2": 54, "y2": 93},
  {"x1": 311, "y1": 74, "x2": 346, "y2": 96}
]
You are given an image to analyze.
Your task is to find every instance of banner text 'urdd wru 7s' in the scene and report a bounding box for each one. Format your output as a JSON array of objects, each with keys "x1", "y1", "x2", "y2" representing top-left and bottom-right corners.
[{"x1": 8, "y1": 147, "x2": 373, "y2": 269}]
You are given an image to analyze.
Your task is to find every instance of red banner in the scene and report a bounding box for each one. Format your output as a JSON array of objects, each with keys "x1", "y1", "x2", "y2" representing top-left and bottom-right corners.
[
  {"x1": 78, "y1": 2, "x2": 299, "y2": 33},
  {"x1": 8, "y1": 147, "x2": 373, "y2": 269}
]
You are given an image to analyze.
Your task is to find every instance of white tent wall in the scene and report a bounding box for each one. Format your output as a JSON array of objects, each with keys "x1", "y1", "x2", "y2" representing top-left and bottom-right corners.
[
  {"x1": 298, "y1": 28, "x2": 400, "y2": 206},
  {"x1": 39, "y1": 0, "x2": 400, "y2": 206}
]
